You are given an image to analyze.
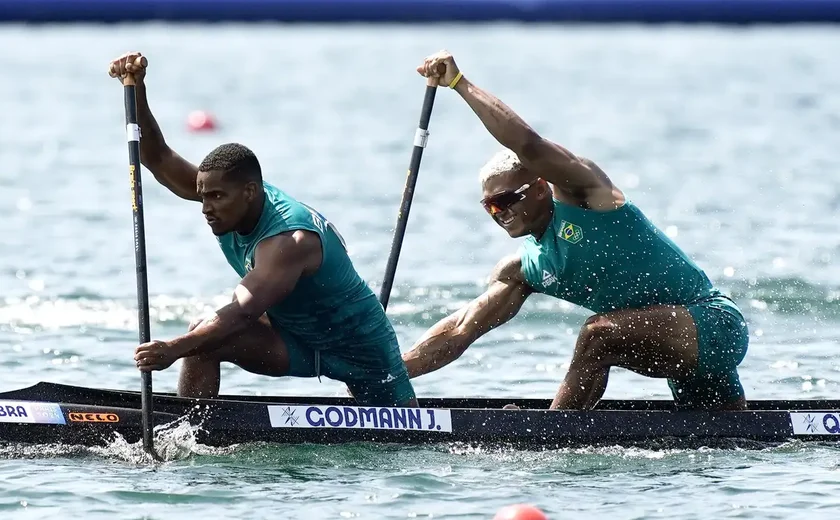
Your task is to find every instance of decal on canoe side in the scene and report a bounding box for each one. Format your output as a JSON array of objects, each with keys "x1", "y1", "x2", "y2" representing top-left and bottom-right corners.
[
  {"x1": 0, "y1": 400, "x2": 66, "y2": 425},
  {"x1": 68, "y1": 412, "x2": 120, "y2": 423},
  {"x1": 267, "y1": 405, "x2": 453, "y2": 433},
  {"x1": 790, "y1": 412, "x2": 840, "y2": 435}
]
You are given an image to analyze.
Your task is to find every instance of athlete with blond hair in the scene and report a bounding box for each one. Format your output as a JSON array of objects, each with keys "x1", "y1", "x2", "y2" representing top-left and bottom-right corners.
[{"x1": 402, "y1": 50, "x2": 749, "y2": 411}]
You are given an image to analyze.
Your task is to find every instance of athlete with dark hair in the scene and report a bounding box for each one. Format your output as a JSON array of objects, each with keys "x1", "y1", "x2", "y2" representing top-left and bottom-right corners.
[{"x1": 109, "y1": 52, "x2": 417, "y2": 407}]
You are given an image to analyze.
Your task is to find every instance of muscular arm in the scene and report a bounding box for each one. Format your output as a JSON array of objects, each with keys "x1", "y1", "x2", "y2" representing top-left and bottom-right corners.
[
  {"x1": 453, "y1": 77, "x2": 619, "y2": 208},
  {"x1": 166, "y1": 230, "x2": 322, "y2": 358},
  {"x1": 402, "y1": 254, "x2": 532, "y2": 378},
  {"x1": 135, "y1": 82, "x2": 201, "y2": 202}
]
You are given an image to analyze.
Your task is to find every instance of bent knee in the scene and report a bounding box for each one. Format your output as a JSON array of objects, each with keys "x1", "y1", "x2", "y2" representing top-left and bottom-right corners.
[
  {"x1": 573, "y1": 315, "x2": 619, "y2": 364},
  {"x1": 580, "y1": 315, "x2": 618, "y2": 339}
]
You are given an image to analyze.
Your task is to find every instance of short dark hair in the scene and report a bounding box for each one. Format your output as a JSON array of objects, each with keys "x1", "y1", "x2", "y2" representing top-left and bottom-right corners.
[{"x1": 198, "y1": 143, "x2": 262, "y2": 184}]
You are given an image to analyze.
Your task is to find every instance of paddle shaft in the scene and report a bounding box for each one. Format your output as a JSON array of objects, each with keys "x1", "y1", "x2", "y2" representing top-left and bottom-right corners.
[
  {"x1": 378, "y1": 78, "x2": 438, "y2": 310},
  {"x1": 122, "y1": 65, "x2": 155, "y2": 457}
]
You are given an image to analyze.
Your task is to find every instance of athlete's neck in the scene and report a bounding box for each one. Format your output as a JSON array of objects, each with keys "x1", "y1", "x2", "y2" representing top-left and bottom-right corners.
[
  {"x1": 530, "y1": 200, "x2": 554, "y2": 240},
  {"x1": 236, "y1": 191, "x2": 266, "y2": 236}
]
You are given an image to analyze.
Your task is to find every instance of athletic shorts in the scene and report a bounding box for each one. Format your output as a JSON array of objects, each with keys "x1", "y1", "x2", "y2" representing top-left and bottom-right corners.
[
  {"x1": 273, "y1": 324, "x2": 416, "y2": 407},
  {"x1": 667, "y1": 294, "x2": 749, "y2": 409}
]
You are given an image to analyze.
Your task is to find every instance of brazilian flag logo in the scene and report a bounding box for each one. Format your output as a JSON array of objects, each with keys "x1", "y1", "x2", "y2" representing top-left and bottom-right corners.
[{"x1": 559, "y1": 220, "x2": 583, "y2": 244}]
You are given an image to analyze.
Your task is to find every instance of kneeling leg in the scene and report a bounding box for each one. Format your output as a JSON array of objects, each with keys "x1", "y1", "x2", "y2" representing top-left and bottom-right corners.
[
  {"x1": 551, "y1": 305, "x2": 699, "y2": 410},
  {"x1": 178, "y1": 315, "x2": 291, "y2": 398}
]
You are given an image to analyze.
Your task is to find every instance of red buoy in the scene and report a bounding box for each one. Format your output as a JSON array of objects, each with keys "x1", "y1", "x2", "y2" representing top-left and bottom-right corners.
[
  {"x1": 493, "y1": 504, "x2": 548, "y2": 520},
  {"x1": 187, "y1": 110, "x2": 217, "y2": 132}
]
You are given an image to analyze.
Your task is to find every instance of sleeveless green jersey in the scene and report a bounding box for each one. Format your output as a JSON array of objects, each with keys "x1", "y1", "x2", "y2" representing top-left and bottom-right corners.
[
  {"x1": 216, "y1": 182, "x2": 396, "y2": 351},
  {"x1": 519, "y1": 198, "x2": 719, "y2": 313}
]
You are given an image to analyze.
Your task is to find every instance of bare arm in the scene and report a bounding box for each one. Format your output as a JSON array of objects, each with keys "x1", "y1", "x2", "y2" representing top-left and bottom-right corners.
[
  {"x1": 110, "y1": 52, "x2": 200, "y2": 202},
  {"x1": 165, "y1": 230, "x2": 321, "y2": 358},
  {"x1": 134, "y1": 82, "x2": 201, "y2": 202},
  {"x1": 454, "y1": 77, "x2": 618, "y2": 204},
  {"x1": 402, "y1": 254, "x2": 532, "y2": 378},
  {"x1": 418, "y1": 51, "x2": 620, "y2": 208}
]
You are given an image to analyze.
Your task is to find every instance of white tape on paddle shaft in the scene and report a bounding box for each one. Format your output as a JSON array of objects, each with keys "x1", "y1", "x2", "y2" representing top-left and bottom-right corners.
[
  {"x1": 126, "y1": 123, "x2": 141, "y2": 142},
  {"x1": 414, "y1": 128, "x2": 429, "y2": 148}
]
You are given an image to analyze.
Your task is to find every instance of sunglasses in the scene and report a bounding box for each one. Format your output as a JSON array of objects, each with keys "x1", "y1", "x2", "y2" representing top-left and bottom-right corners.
[{"x1": 480, "y1": 181, "x2": 536, "y2": 215}]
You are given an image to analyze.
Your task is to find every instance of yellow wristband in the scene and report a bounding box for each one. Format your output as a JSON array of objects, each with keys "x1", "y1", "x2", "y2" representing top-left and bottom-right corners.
[{"x1": 448, "y1": 71, "x2": 463, "y2": 89}]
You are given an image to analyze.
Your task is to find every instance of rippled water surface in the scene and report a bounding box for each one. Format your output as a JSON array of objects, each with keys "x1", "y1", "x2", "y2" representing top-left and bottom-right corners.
[{"x1": 2, "y1": 23, "x2": 840, "y2": 519}]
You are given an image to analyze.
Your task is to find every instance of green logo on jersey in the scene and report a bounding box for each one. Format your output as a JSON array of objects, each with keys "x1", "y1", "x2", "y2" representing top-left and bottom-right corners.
[{"x1": 559, "y1": 221, "x2": 583, "y2": 244}]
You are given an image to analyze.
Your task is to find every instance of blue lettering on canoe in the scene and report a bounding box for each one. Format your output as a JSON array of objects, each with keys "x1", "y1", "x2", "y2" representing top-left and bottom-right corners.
[
  {"x1": 342, "y1": 407, "x2": 358, "y2": 427},
  {"x1": 268, "y1": 404, "x2": 452, "y2": 432},
  {"x1": 359, "y1": 408, "x2": 378, "y2": 428},
  {"x1": 0, "y1": 405, "x2": 27, "y2": 418},
  {"x1": 824, "y1": 413, "x2": 840, "y2": 434},
  {"x1": 378, "y1": 409, "x2": 393, "y2": 428},
  {"x1": 306, "y1": 406, "x2": 324, "y2": 427},
  {"x1": 407, "y1": 409, "x2": 421, "y2": 429},
  {"x1": 325, "y1": 407, "x2": 343, "y2": 427},
  {"x1": 426, "y1": 410, "x2": 438, "y2": 430},
  {"x1": 393, "y1": 409, "x2": 407, "y2": 429}
]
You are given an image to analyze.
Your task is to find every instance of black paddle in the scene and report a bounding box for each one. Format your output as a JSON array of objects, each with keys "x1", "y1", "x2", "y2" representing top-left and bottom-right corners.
[
  {"x1": 379, "y1": 76, "x2": 439, "y2": 310},
  {"x1": 121, "y1": 57, "x2": 156, "y2": 458}
]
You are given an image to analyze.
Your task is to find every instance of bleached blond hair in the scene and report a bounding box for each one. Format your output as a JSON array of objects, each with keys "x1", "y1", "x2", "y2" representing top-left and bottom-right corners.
[{"x1": 478, "y1": 148, "x2": 525, "y2": 183}]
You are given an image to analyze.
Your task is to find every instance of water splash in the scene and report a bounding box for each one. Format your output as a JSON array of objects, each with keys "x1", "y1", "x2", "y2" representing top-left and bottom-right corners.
[{"x1": 0, "y1": 411, "x2": 236, "y2": 465}]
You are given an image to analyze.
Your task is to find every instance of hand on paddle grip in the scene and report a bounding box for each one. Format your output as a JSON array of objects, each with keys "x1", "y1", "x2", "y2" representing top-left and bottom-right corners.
[
  {"x1": 108, "y1": 52, "x2": 148, "y2": 86},
  {"x1": 135, "y1": 340, "x2": 178, "y2": 372},
  {"x1": 417, "y1": 50, "x2": 462, "y2": 89}
]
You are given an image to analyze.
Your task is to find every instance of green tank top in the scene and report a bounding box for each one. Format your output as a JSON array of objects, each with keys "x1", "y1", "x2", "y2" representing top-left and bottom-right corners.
[
  {"x1": 216, "y1": 182, "x2": 396, "y2": 351},
  {"x1": 519, "y1": 198, "x2": 719, "y2": 313}
]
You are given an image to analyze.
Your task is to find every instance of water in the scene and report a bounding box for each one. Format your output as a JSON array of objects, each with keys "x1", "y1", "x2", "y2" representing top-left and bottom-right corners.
[{"x1": 1, "y1": 22, "x2": 840, "y2": 519}]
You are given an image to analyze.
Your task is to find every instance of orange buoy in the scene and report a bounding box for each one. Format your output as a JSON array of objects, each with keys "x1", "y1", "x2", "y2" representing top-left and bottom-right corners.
[
  {"x1": 187, "y1": 110, "x2": 217, "y2": 132},
  {"x1": 493, "y1": 504, "x2": 548, "y2": 520}
]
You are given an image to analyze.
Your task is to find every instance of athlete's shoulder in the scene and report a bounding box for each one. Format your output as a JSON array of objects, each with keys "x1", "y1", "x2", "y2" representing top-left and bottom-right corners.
[
  {"x1": 261, "y1": 182, "x2": 309, "y2": 222},
  {"x1": 262, "y1": 181, "x2": 295, "y2": 207},
  {"x1": 254, "y1": 228, "x2": 322, "y2": 260}
]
